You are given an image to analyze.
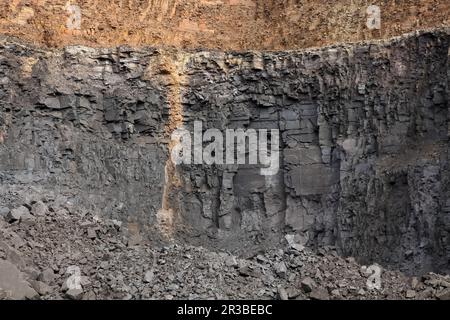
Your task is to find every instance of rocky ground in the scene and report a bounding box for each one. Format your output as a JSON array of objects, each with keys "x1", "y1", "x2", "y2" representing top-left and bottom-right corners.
[{"x1": 1, "y1": 196, "x2": 449, "y2": 300}]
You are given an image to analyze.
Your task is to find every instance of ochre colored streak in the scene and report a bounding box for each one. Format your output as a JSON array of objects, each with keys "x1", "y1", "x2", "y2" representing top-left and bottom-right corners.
[{"x1": 149, "y1": 52, "x2": 189, "y2": 238}]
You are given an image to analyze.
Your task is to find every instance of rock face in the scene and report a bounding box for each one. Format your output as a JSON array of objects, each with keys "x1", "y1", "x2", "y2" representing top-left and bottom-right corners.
[
  {"x1": 0, "y1": 29, "x2": 449, "y2": 275},
  {"x1": 0, "y1": 0, "x2": 448, "y2": 50}
]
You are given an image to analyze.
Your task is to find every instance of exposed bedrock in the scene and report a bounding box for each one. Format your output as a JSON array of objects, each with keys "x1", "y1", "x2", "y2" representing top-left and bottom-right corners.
[{"x1": 0, "y1": 30, "x2": 449, "y2": 275}]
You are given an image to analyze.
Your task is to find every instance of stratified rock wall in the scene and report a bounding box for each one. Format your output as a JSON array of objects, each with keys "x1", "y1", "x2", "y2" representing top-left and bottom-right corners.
[
  {"x1": 0, "y1": 30, "x2": 448, "y2": 274},
  {"x1": 0, "y1": 43, "x2": 169, "y2": 231},
  {"x1": 0, "y1": 0, "x2": 448, "y2": 50}
]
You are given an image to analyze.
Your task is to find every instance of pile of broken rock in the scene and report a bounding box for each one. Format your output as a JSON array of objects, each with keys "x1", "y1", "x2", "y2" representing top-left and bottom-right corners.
[{"x1": 1, "y1": 198, "x2": 450, "y2": 300}]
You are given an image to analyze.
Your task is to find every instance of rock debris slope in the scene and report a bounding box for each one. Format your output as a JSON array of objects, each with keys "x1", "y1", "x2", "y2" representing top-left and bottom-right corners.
[
  {"x1": 0, "y1": 29, "x2": 449, "y2": 300},
  {"x1": 1, "y1": 200, "x2": 450, "y2": 300}
]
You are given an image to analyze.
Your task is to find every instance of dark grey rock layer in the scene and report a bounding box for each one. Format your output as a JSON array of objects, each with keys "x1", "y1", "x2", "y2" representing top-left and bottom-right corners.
[{"x1": 0, "y1": 30, "x2": 448, "y2": 275}]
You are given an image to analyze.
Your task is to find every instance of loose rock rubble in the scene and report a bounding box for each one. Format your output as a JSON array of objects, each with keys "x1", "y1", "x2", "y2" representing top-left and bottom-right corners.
[{"x1": 1, "y1": 197, "x2": 449, "y2": 300}]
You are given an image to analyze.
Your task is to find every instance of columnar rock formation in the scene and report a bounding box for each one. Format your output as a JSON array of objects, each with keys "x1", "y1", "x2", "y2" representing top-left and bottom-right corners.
[{"x1": 0, "y1": 29, "x2": 449, "y2": 275}]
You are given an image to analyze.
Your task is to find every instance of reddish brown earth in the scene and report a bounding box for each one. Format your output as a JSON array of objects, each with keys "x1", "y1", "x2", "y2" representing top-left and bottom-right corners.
[{"x1": 0, "y1": 0, "x2": 448, "y2": 50}]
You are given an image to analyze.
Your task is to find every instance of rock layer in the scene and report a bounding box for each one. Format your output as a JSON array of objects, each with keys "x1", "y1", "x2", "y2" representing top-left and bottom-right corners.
[
  {"x1": 0, "y1": 0, "x2": 448, "y2": 50},
  {"x1": 0, "y1": 29, "x2": 449, "y2": 275}
]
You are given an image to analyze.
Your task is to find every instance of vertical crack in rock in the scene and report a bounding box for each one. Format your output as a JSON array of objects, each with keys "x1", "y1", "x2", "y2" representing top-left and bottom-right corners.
[{"x1": 147, "y1": 51, "x2": 190, "y2": 237}]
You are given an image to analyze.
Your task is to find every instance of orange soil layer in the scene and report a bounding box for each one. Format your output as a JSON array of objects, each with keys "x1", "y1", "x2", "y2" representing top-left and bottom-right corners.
[{"x1": 0, "y1": 0, "x2": 448, "y2": 50}]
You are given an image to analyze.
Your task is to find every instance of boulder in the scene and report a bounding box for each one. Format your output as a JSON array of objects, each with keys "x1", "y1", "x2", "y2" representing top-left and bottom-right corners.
[
  {"x1": 6, "y1": 206, "x2": 30, "y2": 223},
  {"x1": 301, "y1": 277, "x2": 316, "y2": 293},
  {"x1": 0, "y1": 260, "x2": 39, "y2": 300}
]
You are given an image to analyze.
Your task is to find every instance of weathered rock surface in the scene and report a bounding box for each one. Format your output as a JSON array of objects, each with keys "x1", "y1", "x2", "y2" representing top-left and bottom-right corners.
[
  {"x1": 0, "y1": 1, "x2": 448, "y2": 51},
  {"x1": 0, "y1": 29, "x2": 449, "y2": 277},
  {"x1": 0, "y1": 259, "x2": 38, "y2": 299}
]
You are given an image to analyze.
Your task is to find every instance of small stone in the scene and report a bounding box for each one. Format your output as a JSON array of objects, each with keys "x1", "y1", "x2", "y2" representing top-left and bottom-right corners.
[
  {"x1": 309, "y1": 288, "x2": 330, "y2": 300},
  {"x1": 301, "y1": 277, "x2": 316, "y2": 293},
  {"x1": 144, "y1": 270, "x2": 154, "y2": 283},
  {"x1": 31, "y1": 201, "x2": 48, "y2": 216},
  {"x1": 291, "y1": 243, "x2": 305, "y2": 252},
  {"x1": 256, "y1": 255, "x2": 269, "y2": 263},
  {"x1": 31, "y1": 280, "x2": 52, "y2": 296},
  {"x1": 127, "y1": 234, "x2": 143, "y2": 247},
  {"x1": 55, "y1": 208, "x2": 69, "y2": 217},
  {"x1": 19, "y1": 210, "x2": 35, "y2": 225},
  {"x1": 238, "y1": 266, "x2": 252, "y2": 277},
  {"x1": 167, "y1": 283, "x2": 179, "y2": 291},
  {"x1": 436, "y1": 288, "x2": 450, "y2": 300},
  {"x1": 331, "y1": 289, "x2": 341, "y2": 297},
  {"x1": 111, "y1": 219, "x2": 122, "y2": 230},
  {"x1": 357, "y1": 83, "x2": 366, "y2": 94},
  {"x1": 418, "y1": 288, "x2": 433, "y2": 299},
  {"x1": 225, "y1": 256, "x2": 238, "y2": 267},
  {"x1": 80, "y1": 276, "x2": 91, "y2": 287},
  {"x1": 66, "y1": 288, "x2": 83, "y2": 300},
  {"x1": 87, "y1": 228, "x2": 97, "y2": 239},
  {"x1": 10, "y1": 232, "x2": 26, "y2": 248},
  {"x1": 358, "y1": 288, "x2": 366, "y2": 296},
  {"x1": 406, "y1": 289, "x2": 416, "y2": 298},
  {"x1": 277, "y1": 287, "x2": 289, "y2": 300},
  {"x1": 360, "y1": 265, "x2": 368, "y2": 276},
  {"x1": 346, "y1": 257, "x2": 356, "y2": 264},
  {"x1": 6, "y1": 206, "x2": 30, "y2": 223},
  {"x1": 274, "y1": 261, "x2": 288, "y2": 278},
  {"x1": 285, "y1": 287, "x2": 302, "y2": 299},
  {"x1": 411, "y1": 277, "x2": 419, "y2": 289},
  {"x1": 0, "y1": 206, "x2": 10, "y2": 218},
  {"x1": 38, "y1": 268, "x2": 56, "y2": 285},
  {"x1": 122, "y1": 293, "x2": 132, "y2": 300},
  {"x1": 61, "y1": 272, "x2": 85, "y2": 293},
  {"x1": 82, "y1": 291, "x2": 97, "y2": 300},
  {"x1": 24, "y1": 267, "x2": 40, "y2": 281},
  {"x1": 285, "y1": 234, "x2": 295, "y2": 245}
]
